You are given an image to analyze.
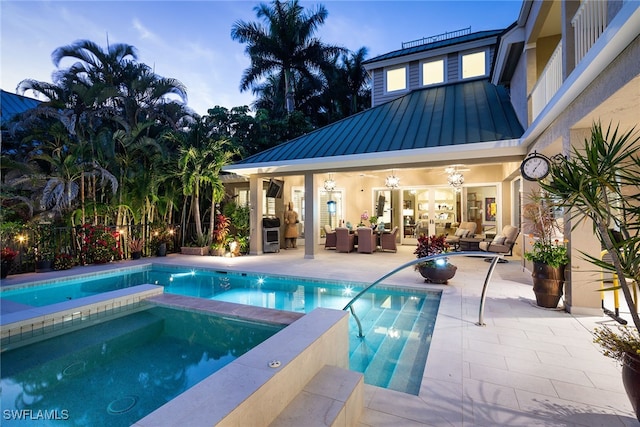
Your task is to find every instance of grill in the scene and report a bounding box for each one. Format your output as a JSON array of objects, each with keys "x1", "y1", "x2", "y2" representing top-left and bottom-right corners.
[{"x1": 262, "y1": 218, "x2": 281, "y2": 253}]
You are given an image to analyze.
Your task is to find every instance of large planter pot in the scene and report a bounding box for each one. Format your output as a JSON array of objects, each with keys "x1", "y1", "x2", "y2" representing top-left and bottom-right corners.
[
  {"x1": 181, "y1": 246, "x2": 208, "y2": 256},
  {"x1": 210, "y1": 247, "x2": 225, "y2": 257},
  {"x1": 131, "y1": 251, "x2": 142, "y2": 260},
  {"x1": 532, "y1": 262, "x2": 566, "y2": 308},
  {"x1": 0, "y1": 261, "x2": 11, "y2": 279},
  {"x1": 623, "y1": 352, "x2": 640, "y2": 422},
  {"x1": 156, "y1": 243, "x2": 167, "y2": 257},
  {"x1": 418, "y1": 264, "x2": 457, "y2": 284},
  {"x1": 35, "y1": 259, "x2": 52, "y2": 273}
]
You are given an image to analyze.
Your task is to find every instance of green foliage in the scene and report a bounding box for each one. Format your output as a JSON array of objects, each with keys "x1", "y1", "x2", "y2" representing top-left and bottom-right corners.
[
  {"x1": 53, "y1": 253, "x2": 74, "y2": 270},
  {"x1": 523, "y1": 239, "x2": 569, "y2": 268},
  {"x1": 540, "y1": 121, "x2": 640, "y2": 330},
  {"x1": 224, "y1": 202, "x2": 250, "y2": 237}
]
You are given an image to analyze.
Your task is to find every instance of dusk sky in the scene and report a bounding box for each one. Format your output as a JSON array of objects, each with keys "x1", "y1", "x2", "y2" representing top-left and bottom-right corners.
[{"x1": 1, "y1": 0, "x2": 522, "y2": 115}]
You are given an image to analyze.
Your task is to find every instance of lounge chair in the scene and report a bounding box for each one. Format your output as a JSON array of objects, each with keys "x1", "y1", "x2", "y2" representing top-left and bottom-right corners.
[
  {"x1": 357, "y1": 227, "x2": 377, "y2": 254},
  {"x1": 335, "y1": 227, "x2": 355, "y2": 253},
  {"x1": 380, "y1": 226, "x2": 398, "y2": 252},
  {"x1": 324, "y1": 224, "x2": 336, "y2": 249},
  {"x1": 479, "y1": 225, "x2": 519, "y2": 262},
  {"x1": 446, "y1": 221, "x2": 477, "y2": 250}
]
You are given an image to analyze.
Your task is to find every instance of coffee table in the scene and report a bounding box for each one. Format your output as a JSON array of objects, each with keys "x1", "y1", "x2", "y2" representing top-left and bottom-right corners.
[{"x1": 459, "y1": 237, "x2": 487, "y2": 251}]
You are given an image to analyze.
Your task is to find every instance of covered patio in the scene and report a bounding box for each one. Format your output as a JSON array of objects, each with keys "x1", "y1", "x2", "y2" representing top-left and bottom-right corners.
[{"x1": 223, "y1": 79, "x2": 525, "y2": 259}]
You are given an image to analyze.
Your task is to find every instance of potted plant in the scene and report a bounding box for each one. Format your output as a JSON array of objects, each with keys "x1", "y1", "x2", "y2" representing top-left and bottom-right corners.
[
  {"x1": 128, "y1": 237, "x2": 145, "y2": 259},
  {"x1": 369, "y1": 216, "x2": 379, "y2": 229},
  {"x1": 522, "y1": 190, "x2": 570, "y2": 308},
  {"x1": 150, "y1": 225, "x2": 174, "y2": 257},
  {"x1": 210, "y1": 214, "x2": 230, "y2": 256},
  {"x1": 540, "y1": 121, "x2": 640, "y2": 419},
  {"x1": 1, "y1": 247, "x2": 18, "y2": 279},
  {"x1": 31, "y1": 223, "x2": 55, "y2": 272},
  {"x1": 414, "y1": 234, "x2": 457, "y2": 284},
  {"x1": 593, "y1": 325, "x2": 640, "y2": 421}
]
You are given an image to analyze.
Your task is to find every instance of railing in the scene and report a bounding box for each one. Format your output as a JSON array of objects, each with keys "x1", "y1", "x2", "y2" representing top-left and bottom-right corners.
[
  {"x1": 402, "y1": 27, "x2": 471, "y2": 49},
  {"x1": 342, "y1": 252, "x2": 503, "y2": 337},
  {"x1": 572, "y1": 0, "x2": 608, "y2": 66},
  {"x1": 531, "y1": 42, "x2": 563, "y2": 121}
]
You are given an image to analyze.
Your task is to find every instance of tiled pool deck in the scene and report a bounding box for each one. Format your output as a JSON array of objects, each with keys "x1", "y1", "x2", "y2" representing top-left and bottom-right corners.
[{"x1": 1, "y1": 245, "x2": 636, "y2": 426}]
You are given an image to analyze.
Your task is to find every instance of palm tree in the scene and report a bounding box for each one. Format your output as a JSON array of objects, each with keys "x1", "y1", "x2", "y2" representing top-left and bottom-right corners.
[
  {"x1": 167, "y1": 118, "x2": 236, "y2": 245},
  {"x1": 231, "y1": 0, "x2": 345, "y2": 114}
]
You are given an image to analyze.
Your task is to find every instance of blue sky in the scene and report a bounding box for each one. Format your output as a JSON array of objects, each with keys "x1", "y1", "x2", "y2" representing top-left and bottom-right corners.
[{"x1": 1, "y1": 0, "x2": 522, "y2": 115}]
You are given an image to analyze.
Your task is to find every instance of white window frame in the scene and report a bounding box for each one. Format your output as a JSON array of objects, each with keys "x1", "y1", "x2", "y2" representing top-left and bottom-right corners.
[
  {"x1": 420, "y1": 58, "x2": 446, "y2": 87},
  {"x1": 384, "y1": 65, "x2": 408, "y2": 93},
  {"x1": 460, "y1": 49, "x2": 487, "y2": 79}
]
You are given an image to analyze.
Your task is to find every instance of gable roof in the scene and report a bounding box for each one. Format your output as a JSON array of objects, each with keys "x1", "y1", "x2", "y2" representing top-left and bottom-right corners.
[
  {"x1": 363, "y1": 29, "x2": 504, "y2": 66},
  {"x1": 226, "y1": 79, "x2": 524, "y2": 176},
  {"x1": 1, "y1": 89, "x2": 40, "y2": 125}
]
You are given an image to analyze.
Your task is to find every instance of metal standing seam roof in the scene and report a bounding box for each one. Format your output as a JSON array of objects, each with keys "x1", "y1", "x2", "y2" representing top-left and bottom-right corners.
[
  {"x1": 231, "y1": 79, "x2": 524, "y2": 168},
  {"x1": 362, "y1": 29, "x2": 505, "y2": 65},
  {"x1": 1, "y1": 89, "x2": 41, "y2": 125}
]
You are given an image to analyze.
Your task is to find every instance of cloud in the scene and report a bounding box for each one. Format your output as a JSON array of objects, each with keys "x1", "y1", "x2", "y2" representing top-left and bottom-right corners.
[{"x1": 132, "y1": 18, "x2": 159, "y2": 42}]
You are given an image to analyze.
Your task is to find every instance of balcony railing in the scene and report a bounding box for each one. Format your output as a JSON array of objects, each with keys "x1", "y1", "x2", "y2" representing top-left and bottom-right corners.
[
  {"x1": 571, "y1": 0, "x2": 608, "y2": 65},
  {"x1": 531, "y1": 42, "x2": 563, "y2": 121}
]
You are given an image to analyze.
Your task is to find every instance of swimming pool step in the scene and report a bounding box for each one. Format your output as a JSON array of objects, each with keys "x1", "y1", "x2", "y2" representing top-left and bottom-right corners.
[
  {"x1": 358, "y1": 298, "x2": 427, "y2": 392},
  {"x1": 269, "y1": 365, "x2": 363, "y2": 427}
]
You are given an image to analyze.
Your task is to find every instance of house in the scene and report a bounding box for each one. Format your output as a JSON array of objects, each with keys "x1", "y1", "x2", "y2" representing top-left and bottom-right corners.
[
  {"x1": 223, "y1": 0, "x2": 640, "y2": 315},
  {"x1": 1, "y1": 89, "x2": 40, "y2": 126},
  {"x1": 496, "y1": 0, "x2": 640, "y2": 315},
  {"x1": 224, "y1": 27, "x2": 526, "y2": 255}
]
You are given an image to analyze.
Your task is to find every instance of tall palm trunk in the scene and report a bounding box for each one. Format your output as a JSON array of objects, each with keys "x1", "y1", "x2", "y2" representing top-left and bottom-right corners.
[{"x1": 284, "y1": 68, "x2": 295, "y2": 114}]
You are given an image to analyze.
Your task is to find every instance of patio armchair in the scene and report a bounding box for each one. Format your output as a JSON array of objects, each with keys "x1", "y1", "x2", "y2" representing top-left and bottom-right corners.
[
  {"x1": 324, "y1": 224, "x2": 337, "y2": 250},
  {"x1": 335, "y1": 227, "x2": 355, "y2": 253},
  {"x1": 446, "y1": 221, "x2": 477, "y2": 250},
  {"x1": 357, "y1": 227, "x2": 377, "y2": 254},
  {"x1": 380, "y1": 226, "x2": 398, "y2": 252},
  {"x1": 479, "y1": 225, "x2": 519, "y2": 262}
]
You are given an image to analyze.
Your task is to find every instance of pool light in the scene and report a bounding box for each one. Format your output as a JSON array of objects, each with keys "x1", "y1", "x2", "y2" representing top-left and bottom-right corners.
[{"x1": 342, "y1": 286, "x2": 354, "y2": 297}]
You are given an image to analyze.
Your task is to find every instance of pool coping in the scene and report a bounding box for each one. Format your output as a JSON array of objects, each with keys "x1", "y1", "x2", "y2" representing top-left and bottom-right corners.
[{"x1": 147, "y1": 293, "x2": 305, "y2": 326}]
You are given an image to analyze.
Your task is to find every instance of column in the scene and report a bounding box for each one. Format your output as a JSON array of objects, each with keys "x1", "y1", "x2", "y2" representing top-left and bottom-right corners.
[
  {"x1": 304, "y1": 171, "x2": 317, "y2": 259},
  {"x1": 249, "y1": 175, "x2": 264, "y2": 255}
]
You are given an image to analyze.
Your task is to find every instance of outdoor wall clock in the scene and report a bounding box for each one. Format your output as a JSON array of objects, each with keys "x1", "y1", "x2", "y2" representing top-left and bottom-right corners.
[{"x1": 520, "y1": 152, "x2": 551, "y2": 181}]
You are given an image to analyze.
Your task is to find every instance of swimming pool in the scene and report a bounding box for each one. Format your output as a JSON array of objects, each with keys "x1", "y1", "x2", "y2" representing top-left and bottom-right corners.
[
  {"x1": 1, "y1": 265, "x2": 441, "y2": 394},
  {"x1": 0, "y1": 305, "x2": 282, "y2": 427}
]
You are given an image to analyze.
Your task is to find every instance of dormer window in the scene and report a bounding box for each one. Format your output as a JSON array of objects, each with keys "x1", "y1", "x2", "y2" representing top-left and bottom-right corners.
[
  {"x1": 461, "y1": 50, "x2": 486, "y2": 79},
  {"x1": 421, "y1": 59, "x2": 445, "y2": 86},
  {"x1": 385, "y1": 66, "x2": 407, "y2": 92}
]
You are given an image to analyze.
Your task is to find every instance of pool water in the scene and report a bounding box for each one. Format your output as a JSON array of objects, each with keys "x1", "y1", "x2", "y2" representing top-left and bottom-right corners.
[
  {"x1": 1, "y1": 265, "x2": 441, "y2": 395},
  {"x1": 0, "y1": 306, "x2": 282, "y2": 427}
]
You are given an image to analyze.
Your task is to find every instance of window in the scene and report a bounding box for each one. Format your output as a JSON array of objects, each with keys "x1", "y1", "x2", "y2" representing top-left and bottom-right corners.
[
  {"x1": 386, "y1": 66, "x2": 407, "y2": 92},
  {"x1": 461, "y1": 51, "x2": 486, "y2": 79},
  {"x1": 422, "y1": 59, "x2": 444, "y2": 86}
]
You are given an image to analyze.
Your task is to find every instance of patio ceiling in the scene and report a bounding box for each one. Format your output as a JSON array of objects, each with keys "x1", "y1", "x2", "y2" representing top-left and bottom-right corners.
[{"x1": 224, "y1": 79, "x2": 526, "y2": 177}]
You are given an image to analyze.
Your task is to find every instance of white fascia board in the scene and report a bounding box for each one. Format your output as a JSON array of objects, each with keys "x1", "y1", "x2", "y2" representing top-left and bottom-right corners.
[
  {"x1": 491, "y1": 26, "x2": 525, "y2": 85},
  {"x1": 521, "y1": 2, "x2": 640, "y2": 147},
  {"x1": 223, "y1": 139, "x2": 525, "y2": 176}
]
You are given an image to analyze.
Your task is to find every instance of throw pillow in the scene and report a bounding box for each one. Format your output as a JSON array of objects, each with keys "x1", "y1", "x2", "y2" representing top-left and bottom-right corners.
[
  {"x1": 454, "y1": 228, "x2": 469, "y2": 237},
  {"x1": 492, "y1": 235, "x2": 506, "y2": 245}
]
